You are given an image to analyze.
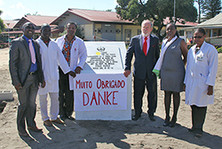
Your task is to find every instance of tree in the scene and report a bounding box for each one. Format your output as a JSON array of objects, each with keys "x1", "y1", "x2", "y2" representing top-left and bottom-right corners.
[
  {"x1": 25, "y1": 12, "x2": 40, "y2": 16},
  {"x1": 0, "y1": 10, "x2": 5, "y2": 33},
  {"x1": 195, "y1": 0, "x2": 202, "y2": 23},
  {"x1": 115, "y1": 0, "x2": 197, "y2": 39},
  {"x1": 200, "y1": 0, "x2": 221, "y2": 19}
]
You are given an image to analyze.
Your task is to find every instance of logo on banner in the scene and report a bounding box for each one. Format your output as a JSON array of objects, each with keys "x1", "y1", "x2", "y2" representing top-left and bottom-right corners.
[{"x1": 97, "y1": 47, "x2": 105, "y2": 52}]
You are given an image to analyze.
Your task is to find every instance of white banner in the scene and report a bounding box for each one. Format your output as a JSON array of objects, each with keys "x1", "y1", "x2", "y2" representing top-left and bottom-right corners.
[{"x1": 74, "y1": 73, "x2": 127, "y2": 111}]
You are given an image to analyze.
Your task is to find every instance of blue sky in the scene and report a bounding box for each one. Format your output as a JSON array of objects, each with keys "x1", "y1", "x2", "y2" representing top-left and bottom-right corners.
[{"x1": 0, "y1": 0, "x2": 118, "y2": 20}]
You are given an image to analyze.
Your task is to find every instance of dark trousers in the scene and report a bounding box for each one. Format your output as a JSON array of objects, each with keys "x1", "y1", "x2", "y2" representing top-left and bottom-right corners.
[
  {"x1": 133, "y1": 76, "x2": 157, "y2": 116},
  {"x1": 191, "y1": 105, "x2": 207, "y2": 132},
  {"x1": 17, "y1": 74, "x2": 38, "y2": 132},
  {"x1": 59, "y1": 68, "x2": 74, "y2": 117}
]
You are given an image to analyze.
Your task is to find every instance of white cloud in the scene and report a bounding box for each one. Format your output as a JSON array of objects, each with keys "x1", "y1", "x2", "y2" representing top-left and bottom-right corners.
[
  {"x1": 10, "y1": 2, "x2": 26, "y2": 9},
  {"x1": 0, "y1": 0, "x2": 4, "y2": 6},
  {"x1": 114, "y1": 0, "x2": 118, "y2": 6},
  {"x1": 3, "y1": 2, "x2": 32, "y2": 19}
]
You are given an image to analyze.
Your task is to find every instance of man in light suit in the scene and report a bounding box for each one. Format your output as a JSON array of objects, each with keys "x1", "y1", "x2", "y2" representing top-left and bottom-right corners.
[
  {"x1": 9, "y1": 22, "x2": 45, "y2": 137},
  {"x1": 124, "y1": 20, "x2": 159, "y2": 121},
  {"x1": 56, "y1": 22, "x2": 87, "y2": 120}
]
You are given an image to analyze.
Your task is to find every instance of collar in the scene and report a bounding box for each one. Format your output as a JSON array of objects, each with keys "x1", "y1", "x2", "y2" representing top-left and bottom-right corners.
[
  {"x1": 195, "y1": 41, "x2": 206, "y2": 50},
  {"x1": 23, "y1": 35, "x2": 33, "y2": 42},
  {"x1": 65, "y1": 35, "x2": 76, "y2": 42}
]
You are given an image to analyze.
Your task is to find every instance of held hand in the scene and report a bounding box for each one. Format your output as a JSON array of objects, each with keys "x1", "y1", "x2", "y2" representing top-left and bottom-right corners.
[
  {"x1": 68, "y1": 71, "x2": 76, "y2": 78},
  {"x1": 124, "y1": 70, "x2": 131, "y2": 77},
  {"x1": 152, "y1": 69, "x2": 160, "y2": 78},
  {"x1": 41, "y1": 81, "x2": 46, "y2": 88},
  {"x1": 15, "y1": 83, "x2": 22, "y2": 91},
  {"x1": 75, "y1": 66, "x2": 82, "y2": 74},
  {"x1": 183, "y1": 84, "x2": 186, "y2": 91},
  {"x1": 207, "y1": 85, "x2": 213, "y2": 95}
]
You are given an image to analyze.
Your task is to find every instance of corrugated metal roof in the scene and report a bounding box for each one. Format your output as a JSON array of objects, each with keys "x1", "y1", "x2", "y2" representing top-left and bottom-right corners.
[
  {"x1": 23, "y1": 15, "x2": 57, "y2": 26},
  {"x1": 198, "y1": 13, "x2": 222, "y2": 26},
  {"x1": 3, "y1": 20, "x2": 18, "y2": 28},
  {"x1": 14, "y1": 15, "x2": 57, "y2": 28},
  {"x1": 51, "y1": 8, "x2": 133, "y2": 25},
  {"x1": 163, "y1": 17, "x2": 198, "y2": 26},
  {"x1": 51, "y1": 8, "x2": 197, "y2": 27}
]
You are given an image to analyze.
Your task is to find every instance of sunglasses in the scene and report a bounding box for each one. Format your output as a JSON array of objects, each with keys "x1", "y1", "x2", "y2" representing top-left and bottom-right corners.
[
  {"x1": 25, "y1": 26, "x2": 35, "y2": 30},
  {"x1": 193, "y1": 36, "x2": 203, "y2": 39}
]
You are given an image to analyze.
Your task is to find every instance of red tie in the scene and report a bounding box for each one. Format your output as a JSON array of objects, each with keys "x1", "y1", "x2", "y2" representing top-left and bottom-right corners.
[{"x1": 143, "y1": 36, "x2": 147, "y2": 56}]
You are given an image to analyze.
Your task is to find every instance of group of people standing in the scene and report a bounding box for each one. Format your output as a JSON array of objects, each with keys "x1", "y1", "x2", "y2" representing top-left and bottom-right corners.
[
  {"x1": 124, "y1": 20, "x2": 218, "y2": 138},
  {"x1": 9, "y1": 19, "x2": 218, "y2": 139},
  {"x1": 9, "y1": 22, "x2": 87, "y2": 137}
]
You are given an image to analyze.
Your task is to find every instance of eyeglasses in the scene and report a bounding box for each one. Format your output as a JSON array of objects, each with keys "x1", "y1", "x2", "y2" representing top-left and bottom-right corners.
[{"x1": 193, "y1": 36, "x2": 203, "y2": 39}]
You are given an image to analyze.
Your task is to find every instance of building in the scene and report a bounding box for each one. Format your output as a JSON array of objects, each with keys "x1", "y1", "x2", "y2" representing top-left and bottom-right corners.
[
  {"x1": 1, "y1": 20, "x2": 18, "y2": 46},
  {"x1": 183, "y1": 13, "x2": 222, "y2": 46},
  {"x1": 51, "y1": 8, "x2": 198, "y2": 43},
  {"x1": 1, "y1": 15, "x2": 58, "y2": 42},
  {"x1": 50, "y1": 8, "x2": 140, "y2": 43},
  {"x1": 1, "y1": 8, "x2": 198, "y2": 46}
]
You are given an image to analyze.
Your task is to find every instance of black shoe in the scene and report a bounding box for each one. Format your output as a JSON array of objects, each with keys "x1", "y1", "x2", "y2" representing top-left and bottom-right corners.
[
  {"x1": 60, "y1": 115, "x2": 67, "y2": 121},
  {"x1": 67, "y1": 116, "x2": 75, "y2": 121},
  {"x1": 169, "y1": 117, "x2": 177, "y2": 127},
  {"x1": 195, "y1": 132, "x2": 203, "y2": 138},
  {"x1": 28, "y1": 126, "x2": 42, "y2": 132},
  {"x1": 149, "y1": 114, "x2": 155, "y2": 121},
  {"x1": 188, "y1": 128, "x2": 203, "y2": 138},
  {"x1": 132, "y1": 114, "x2": 141, "y2": 121},
  {"x1": 188, "y1": 128, "x2": 195, "y2": 133},
  {"x1": 18, "y1": 130, "x2": 29, "y2": 137},
  {"x1": 163, "y1": 116, "x2": 170, "y2": 127}
]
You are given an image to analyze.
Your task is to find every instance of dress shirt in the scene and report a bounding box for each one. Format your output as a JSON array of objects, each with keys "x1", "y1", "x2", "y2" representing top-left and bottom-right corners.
[{"x1": 23, "y1": 35, "x2": 37, "y2": 73}]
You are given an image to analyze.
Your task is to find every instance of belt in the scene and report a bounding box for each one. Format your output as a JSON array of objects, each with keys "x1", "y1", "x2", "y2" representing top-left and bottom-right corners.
[{"x1": 29, "y1": 71, "x2": 37, "y2": 75}]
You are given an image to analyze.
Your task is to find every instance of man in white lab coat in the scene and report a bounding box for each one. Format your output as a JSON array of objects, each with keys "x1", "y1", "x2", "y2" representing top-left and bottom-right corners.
[
  {"x1": 184, "y1": 28, "x2": 218, "y2": 138},
  {"x1": 37, "y1": 24, "x2": 76, "y2": 126},
  {"x1": 56, "y1": 22, "x2": 87, "y2": 120}
]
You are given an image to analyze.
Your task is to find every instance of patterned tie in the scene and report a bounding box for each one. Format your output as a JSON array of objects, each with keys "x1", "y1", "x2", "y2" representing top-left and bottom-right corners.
[
  {"x1": 29, "y1": 39, "x2": 36, "y2": 64},
  {"x1": 143, "y1": 36, "x2": 148, "y2": 56}
]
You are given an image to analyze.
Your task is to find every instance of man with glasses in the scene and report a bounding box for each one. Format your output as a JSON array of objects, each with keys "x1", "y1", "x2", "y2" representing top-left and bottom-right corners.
[
  {"x1": 184, "y1": 28, "x2": 218, "y2": 138},
  {"x1": 9, "y1": 22, "x2": 45, "y2": 137}
]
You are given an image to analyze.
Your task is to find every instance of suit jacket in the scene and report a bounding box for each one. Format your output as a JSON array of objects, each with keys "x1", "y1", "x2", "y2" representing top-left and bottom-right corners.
[
  {"x1": 125, "y1": 34, "x2": 160, "y2": 80},
  {"x1": 9, "y1": 36, "x2": 44, "y2": 86}
]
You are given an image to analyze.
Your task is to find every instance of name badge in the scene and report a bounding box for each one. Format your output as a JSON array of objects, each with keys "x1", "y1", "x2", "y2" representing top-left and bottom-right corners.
[{"x1": 196, "y1": 53, "x2": 204, "y2": 61}]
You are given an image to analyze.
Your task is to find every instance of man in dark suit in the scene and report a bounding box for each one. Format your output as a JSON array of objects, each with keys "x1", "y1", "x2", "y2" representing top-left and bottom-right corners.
[
  {"x1": 124, "y1": 20, "x2": 159, "y2": 121},
  {"x1": 9, "y1": 22, "x2": 45, "y2": 137}
]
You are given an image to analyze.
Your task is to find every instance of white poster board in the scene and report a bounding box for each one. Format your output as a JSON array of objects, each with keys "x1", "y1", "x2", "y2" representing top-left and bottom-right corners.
[{"x1": 74, "y1": 42, "x2": 132, "y2": 120}]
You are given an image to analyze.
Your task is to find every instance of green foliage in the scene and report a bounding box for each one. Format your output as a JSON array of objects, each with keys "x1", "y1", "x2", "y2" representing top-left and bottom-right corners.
[
  {"x1": 116, "y1": 0, "x2": 197, "y2": 40},
  {"x1": 0, "y1": 19, "x2": 4, "y2": 33},
  {"x1": 200, "y1": 0, "x2": 221, "y2": 19},
  {"x1": 217, "y1": 46, "x2": 222, "y2": 53},
  {"x1": 0, "y1": 10, "x2": 5, "y2": 33}
]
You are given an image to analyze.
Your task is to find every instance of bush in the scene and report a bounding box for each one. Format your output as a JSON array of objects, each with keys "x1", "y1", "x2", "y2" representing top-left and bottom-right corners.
[{"x1": 217, "y1": 47, "x2": 222, "y2": 53}]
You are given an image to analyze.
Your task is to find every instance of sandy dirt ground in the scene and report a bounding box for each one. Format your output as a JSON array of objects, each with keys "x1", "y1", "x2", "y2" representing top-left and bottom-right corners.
[{"x1": 0, "y1": 47, "x2": 221, "y2": 149}]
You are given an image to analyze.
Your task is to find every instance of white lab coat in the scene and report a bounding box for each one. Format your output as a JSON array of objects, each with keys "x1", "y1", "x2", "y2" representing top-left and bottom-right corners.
[
  {"x1": 184, "y1": 41, "x2": 218, "y2": 106},
  {"x1": 37, "y1": 38, "x2": 71, "y2": 95},
  {"x1": 56, "y1": 35, "x2": 87, "y2": 90}
]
